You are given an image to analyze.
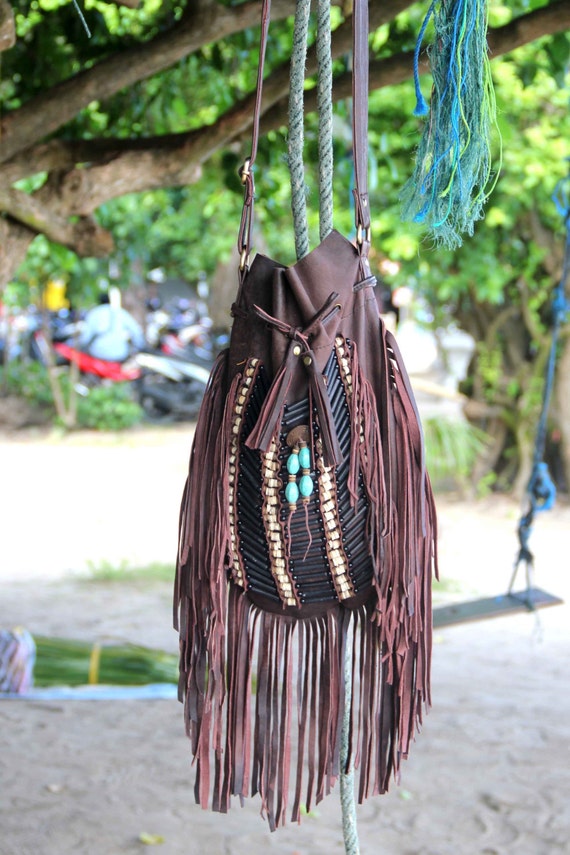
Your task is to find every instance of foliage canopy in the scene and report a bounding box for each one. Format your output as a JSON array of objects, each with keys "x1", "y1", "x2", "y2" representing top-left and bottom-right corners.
[
  {"x1": 0, "y1": 0, "x2": 568, "y2": 295},
  {"x1": 1, "y1": 0, "x2": 569, "y2": 487}
]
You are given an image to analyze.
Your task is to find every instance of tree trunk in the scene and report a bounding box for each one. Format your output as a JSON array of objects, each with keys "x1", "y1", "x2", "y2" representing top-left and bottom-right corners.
[
  {"x1": 511, "y1": 428, "x2": 533, "y2": 501},
  {"x1": 468, "y1": 416, "x2": 509, "y2": 488},
  {"x1": 0, "y1": 220, "x2": 35, "y2": 283},
  {"x1": 555, "y1": 334, "x2": 570, "y2": 492},
  {"x1": 208, "y1": 255, "x2": 240, "y2": 333},
  {"x1": 0, "y1": 0, "x2": 15, "y2": 52}
]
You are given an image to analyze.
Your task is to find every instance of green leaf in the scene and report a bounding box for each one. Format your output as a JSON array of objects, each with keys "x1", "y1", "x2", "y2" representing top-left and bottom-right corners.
[
  {"x1": 544, "y1": 33, "x2": 570, "y2": 80},
  {"x1": 138, "y1": 832, "x2": 165, "y2": 845}
]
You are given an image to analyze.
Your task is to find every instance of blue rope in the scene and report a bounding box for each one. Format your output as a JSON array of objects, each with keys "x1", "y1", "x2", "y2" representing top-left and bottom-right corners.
[
  {"x1": 512, "y1": 170, "x2": 570, "y2": 588},
  {"x1": 412, "y1": 0, "x2": 436, "y2": 117},
  {"x1": 71, "y1": 0, "x2": 91, "y2": 37}
]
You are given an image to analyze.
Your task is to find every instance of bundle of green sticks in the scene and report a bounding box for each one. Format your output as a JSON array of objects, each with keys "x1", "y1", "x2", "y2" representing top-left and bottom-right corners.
[{"x1": 32, "y1": 636, "x2": 179, "y2": 687}]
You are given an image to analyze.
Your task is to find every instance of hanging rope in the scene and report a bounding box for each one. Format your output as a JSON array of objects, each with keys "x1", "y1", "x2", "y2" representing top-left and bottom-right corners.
[
  {"x1": 71, "y1": 0, "x2": 91, "y2": 37},
  {"x1": 287, "y1": 4, "x2": 359, "y2": 851},
  {"x1": 317, "y1": 0, "x2": 334, "y2": 241},
  {"x1": 510, "y1": 167, "x2": 570, "y2": 593},
  {"x1": 289, "y1": 0, "x2": 335, "y2": 259},
  {"x1": 340, "y1": 635, "x2": 360, "y2": 854},
  {"x1": 289, "y1": 0, "x2": 311, "y2": 260}
]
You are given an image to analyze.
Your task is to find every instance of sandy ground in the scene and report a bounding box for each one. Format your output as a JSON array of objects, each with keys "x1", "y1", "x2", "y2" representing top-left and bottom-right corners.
[{"x1": 1, "y1": 425, "x2": 569, "y2": 855}]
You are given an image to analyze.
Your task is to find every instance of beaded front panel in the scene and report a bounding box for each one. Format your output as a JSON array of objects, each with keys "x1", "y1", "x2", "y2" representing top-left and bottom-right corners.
[{"x1": 230, "y1": 341, "x2": 374, "y2": 608}]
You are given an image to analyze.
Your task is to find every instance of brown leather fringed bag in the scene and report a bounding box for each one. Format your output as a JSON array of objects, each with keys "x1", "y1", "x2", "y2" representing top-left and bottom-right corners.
[{"x1": 175, "y1": 0, "x2": 437, "y2": 831}]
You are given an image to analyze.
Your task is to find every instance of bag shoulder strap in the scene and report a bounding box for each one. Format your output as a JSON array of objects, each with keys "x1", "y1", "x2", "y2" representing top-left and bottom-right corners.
[
  {"x1": 237, "y1": 0, "x2": 370, "y2": 275},
  {"x1": 352, "y1": 0, "x2": 371, "y2": 248}
]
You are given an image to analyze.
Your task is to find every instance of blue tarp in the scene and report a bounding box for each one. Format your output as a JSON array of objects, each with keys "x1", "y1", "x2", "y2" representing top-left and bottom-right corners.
[{"x1": 1, "y1": 683, "x2": 178, "y2": 700}]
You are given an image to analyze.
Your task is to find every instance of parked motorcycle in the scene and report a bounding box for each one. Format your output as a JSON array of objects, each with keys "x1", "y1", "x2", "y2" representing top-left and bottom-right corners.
[
  {"x1": 6, "y1": 303, "x2": 214, "y2": 423},
  {"x1": 146, "y1": 298, "x2": 229, "y2": 370},
  {"x1": 35, "y1": 326, "x2": 211, "y2": 423},
  {"x1": 128, "y1": 351, "x2": 210, "y2": 423},
  {"x1": 159, "y1": 324, "x2": 229, "y2": 370}
]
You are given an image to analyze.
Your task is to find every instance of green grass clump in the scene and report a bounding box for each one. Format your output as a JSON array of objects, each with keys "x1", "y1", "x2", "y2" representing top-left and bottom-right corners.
[
  {"x1": 85, "y1": 560, "x2": 175, "y2": 583},
  {"x1": 424, "y1": 416, "x2": 488, "y2": 491}
]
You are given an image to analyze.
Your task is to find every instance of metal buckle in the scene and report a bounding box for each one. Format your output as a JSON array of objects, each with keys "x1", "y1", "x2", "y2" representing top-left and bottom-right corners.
[
  {"x1": 240, "y1": 158, "x2": 251, "y2": 185},
  {"x1": 356, "y1": 224, "x2": 371, "y2": 246},
  {"x1": 239, "y1": 247, "x2": 249, "y2": 271}
]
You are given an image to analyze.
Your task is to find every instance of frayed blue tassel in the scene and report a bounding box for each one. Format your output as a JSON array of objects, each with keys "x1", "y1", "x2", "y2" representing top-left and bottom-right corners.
[
  {"x1": 402, "y1": 0, "x2": 501, "y2": 248},
  {"x1": 413, "y1": 0, "x2": 436, "y2": 117}
]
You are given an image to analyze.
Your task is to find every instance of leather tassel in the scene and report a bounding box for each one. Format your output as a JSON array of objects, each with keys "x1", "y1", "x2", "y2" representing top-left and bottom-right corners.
[
  {"x1": 246, "y1": 295, "x2": 344, "y2": 467},
  {"x1": 305, "y1": 354, "x2": 343, "y2": 467},
  {"x1": 244, "y1": 339, "x2": 297, "y2": 454},
  {"x1": 175, "y1": 353, "x2": 247, "y2": 814}
]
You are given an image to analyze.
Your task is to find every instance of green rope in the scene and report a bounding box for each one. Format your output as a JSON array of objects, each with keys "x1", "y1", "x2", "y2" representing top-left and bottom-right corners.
[
  {"x1": 340, "y1": 636, "x2": 360, "y2": 854},
  {"x1": 289, "y1": 0, "x2": 311, "y2": 260},
  {"x1": 289, "y1": 0, "x2": 335, "y2": 258},
  {"x1": 317, "y1": 0, "x2": 334, "y2": 241},
  {"x1": 287, "y1": 4, "x2": 357, "y2": 850}
]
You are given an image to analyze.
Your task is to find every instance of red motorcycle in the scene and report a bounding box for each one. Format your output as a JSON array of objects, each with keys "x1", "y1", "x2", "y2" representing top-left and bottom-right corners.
[
  {"x1": 33, "y1": 328, "x2": 208, "y2": 422},
  {"x1": 51, "y1": 341, "x2": 141, "y2": 382}
]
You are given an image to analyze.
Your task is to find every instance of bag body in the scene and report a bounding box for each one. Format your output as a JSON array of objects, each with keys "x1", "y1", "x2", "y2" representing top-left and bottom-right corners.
[{"x1": 175, "y1": 0, "x2": 437, "y2": 831}]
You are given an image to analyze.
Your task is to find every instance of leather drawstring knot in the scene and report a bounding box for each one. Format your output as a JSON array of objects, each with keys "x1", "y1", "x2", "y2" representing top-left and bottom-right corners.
[{"x1": 245, "y1": 292, "x2": 343, "y2": 467}]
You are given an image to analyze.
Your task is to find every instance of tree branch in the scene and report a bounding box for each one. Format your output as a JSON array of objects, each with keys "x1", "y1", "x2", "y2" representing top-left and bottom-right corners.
[
  {"x1": 47, "y1": 0, "x2": 570, "y2": 214},
  {"x1": 1, "y1": 0, "x2": 568, "y2": 255},
  {"x1": 0, "y1": 0, "x2": 15, "y2": 53},
  {"x1": 0, "y1": 0, "x2": 300, "y2": 166},
  {"x1": 487, "y1": 0, "x2": 570, "y2": 55},
  {"x1": 0, "y1": 0, "x2": 413, "y2": 171},
  {"x1": 0, "y1": 185, "x2": 113, "y2": 255},
  {"x1": 0, "y1": 0, "x2": 416, "y2": 195}
]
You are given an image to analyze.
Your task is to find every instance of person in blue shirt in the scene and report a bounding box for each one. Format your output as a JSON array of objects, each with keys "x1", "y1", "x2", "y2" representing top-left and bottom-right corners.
[{"x1": 78, "y1": 292, "x2": 145, "y2": 362}]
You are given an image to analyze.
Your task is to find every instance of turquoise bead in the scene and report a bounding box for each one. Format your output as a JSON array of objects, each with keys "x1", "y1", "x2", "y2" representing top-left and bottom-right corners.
[
  {"x1": 285, "y1": 481, "x2": 299, "y2": 504},
  {"x1": 286, "y1": 453, "x2": 300, "y2": 475},
  {"x1": 299, "y1": 474, "x2": 314, "y2": 498},
  {"x1": 298, "y1": 446, "x2": 311, "y2": 470}
]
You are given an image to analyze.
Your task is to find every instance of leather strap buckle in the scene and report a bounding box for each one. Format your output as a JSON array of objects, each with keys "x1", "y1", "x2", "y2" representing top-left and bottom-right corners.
[
  {"x1": 240, "y1": 158, "x2": 251, "y2": 185},
  {"x1": 356, "y1": 224, "x2": 371, "y2": 246},
  {"x1": 239, "y1": 247, "x2": 249, "y2": 271}
]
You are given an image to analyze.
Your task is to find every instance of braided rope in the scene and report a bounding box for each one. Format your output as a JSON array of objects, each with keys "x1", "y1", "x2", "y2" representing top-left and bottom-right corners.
[
  {"x1": 289, "y1": 0, "x2": 335, "y2": 258},
  {"x1": 288, "y1": 4, "x2": 357, "y2": 850},
  {"x1": 288, "y1": 0, "x2": 311, "y2": 260},
  {"x1": 340, "y1": 637, "x2": 360, "y2": 854},
  {"x1": 317, "y1": 0, "x2": 334, "y2": 241}
]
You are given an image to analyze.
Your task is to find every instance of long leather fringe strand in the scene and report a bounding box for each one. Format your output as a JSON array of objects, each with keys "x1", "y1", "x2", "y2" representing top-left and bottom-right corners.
[{"x1": 175, "y1": 325, "x2": 437, "y2": 830}]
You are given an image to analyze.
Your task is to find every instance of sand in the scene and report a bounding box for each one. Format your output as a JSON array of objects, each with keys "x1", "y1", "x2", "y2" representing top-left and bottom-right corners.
[{"x1": 1, "y1": 426, "x2": 569, "y2": 855}]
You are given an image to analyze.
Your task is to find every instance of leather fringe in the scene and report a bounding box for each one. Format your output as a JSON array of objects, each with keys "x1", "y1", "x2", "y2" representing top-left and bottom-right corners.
[
  {"x1": 372, "y1": 329, "x2": 438, "y2": 760},
  {"x1": 174, "y1": 351, "x2": 234, "y2": 803},
  {"x1": 336, "y1": 326, "x2": 437, "y2": 774},
  {"x1": 184, "y1": 581, "x2": 418, "y2": 831},
  {"x1": 175, "y1": 326, "x2": 437, "y2": 830}
]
